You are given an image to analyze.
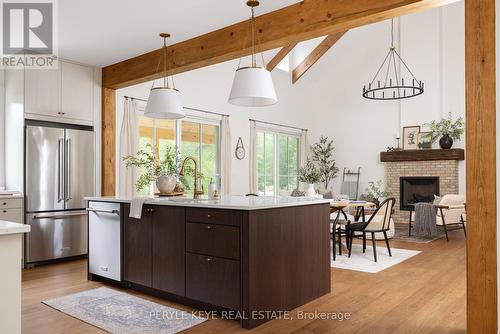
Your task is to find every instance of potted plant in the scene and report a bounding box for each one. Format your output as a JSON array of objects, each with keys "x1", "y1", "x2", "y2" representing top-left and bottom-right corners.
[
  {"x1": 123, "y1": 144, "x2": 188, "y2": 194},
  {"x1": 299, "y1": 157, "x2": 320, "y2": 196},
  {"x1": 310, "y1": 136, "x2": 339, "y2": 192},
  {"x1": 364, "y1": 180, "x2": 390, "y2": 207},
  {"x1": 424, "y1": 113, "x2": 465, "y2": 149}
]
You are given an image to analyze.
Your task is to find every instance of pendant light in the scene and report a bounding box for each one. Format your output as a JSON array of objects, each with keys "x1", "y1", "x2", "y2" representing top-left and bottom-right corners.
[
  {"x1": 228, "y1": 0, "x2": 277, "y2": 107},
  {"x1": 145, "y1": 33, "x2": 185, "y2": 119},
  {"x1": 362, "y1": 19, "x2": 424, "y2": 101}
]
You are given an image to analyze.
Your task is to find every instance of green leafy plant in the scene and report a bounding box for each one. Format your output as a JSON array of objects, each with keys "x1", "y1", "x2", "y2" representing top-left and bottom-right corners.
[
  {"x1": 310, "y1": 136, "x2": 339, "y2": 190},
  {"x1": 299, "y1": 158, "x2": 320, "y2": 184},
  {"x1": 123, "y1": 144, "x2": 199, "y2": 192},
  {"x1": 424, "y1": 113, "x2": 465, "y2": 143},
  {"x1": 365, "y1": 180, "x2": 390, "y2": 201}
]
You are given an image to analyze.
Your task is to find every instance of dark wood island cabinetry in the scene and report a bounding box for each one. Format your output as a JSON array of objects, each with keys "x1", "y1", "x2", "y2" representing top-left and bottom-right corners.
[{"x1": 89, "y1": 198, "x2": 331, "y2": 329}]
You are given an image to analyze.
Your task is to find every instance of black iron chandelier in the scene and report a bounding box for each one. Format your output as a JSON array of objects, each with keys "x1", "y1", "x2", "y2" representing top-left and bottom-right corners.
[{"x1": 363, "y1": 19, "x2": 424, "y2": 101}]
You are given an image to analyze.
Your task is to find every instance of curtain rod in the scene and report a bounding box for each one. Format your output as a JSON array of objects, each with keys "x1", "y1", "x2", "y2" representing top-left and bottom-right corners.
[
  {"x1": 249, "y1": 119, "x2": 308, "y2": 132},
  {"x1": 124, "y1": 96, "x2": 230, "y2": 117}
]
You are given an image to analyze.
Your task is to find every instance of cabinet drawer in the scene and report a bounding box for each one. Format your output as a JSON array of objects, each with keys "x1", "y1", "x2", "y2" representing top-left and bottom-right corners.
[
  {"x1": 0, "y1": 198, "x2": 23, "y2": 209},
  {"x1": 0, "y1": 208, "x2": 23, "y2": 223},
  {"x1": 187, "y1": 222, "x2": 240, "y2": 260},
  {"x1": 186, "y1": 253, "x2": 240, "y2": 310},
  {"x1": 186, "y1": 208, "x2": 241, "y2": 226}
]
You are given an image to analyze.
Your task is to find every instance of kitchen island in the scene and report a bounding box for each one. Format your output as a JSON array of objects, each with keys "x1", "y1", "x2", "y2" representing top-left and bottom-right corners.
[{"x1": 85, "y1": 196, "x2": 331, "y2": 329}]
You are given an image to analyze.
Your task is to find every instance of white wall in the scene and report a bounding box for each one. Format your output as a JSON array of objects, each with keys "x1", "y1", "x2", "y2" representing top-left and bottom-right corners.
[
  {"x1": 290, "y1": 2, "x2": 465, "y2": 196},
  {"x1": 115, "y1": 58, "x2": 310, "y2": 196}
]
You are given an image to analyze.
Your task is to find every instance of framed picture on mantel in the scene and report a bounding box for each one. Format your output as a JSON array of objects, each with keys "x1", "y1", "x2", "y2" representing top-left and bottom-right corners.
[{"x1": 402, "y1": 126, "x2": 420, "y2": 150}]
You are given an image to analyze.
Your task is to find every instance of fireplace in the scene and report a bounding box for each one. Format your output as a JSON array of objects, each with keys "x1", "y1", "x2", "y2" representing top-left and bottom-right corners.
[{"x1": 400, "y1": 177, "x2": 440, "y2": 211}]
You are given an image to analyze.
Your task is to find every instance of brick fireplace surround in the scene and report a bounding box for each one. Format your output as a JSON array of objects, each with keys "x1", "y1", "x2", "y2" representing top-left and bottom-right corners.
[{"x1": 381, "y1": 149, "x2": 464, "y2": 224}]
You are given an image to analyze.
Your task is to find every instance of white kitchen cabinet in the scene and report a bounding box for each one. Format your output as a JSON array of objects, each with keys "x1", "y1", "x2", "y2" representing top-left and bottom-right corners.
[
  {"x1": 61, "y1": 61, "x2": 94, "y2": 123},
  {"x1": 24, "y1": 60, "x2": 96, "y2": 125},
  {"x1": 0, "y1": 197, "x2": 23, "y2": 224},
  {"x1": 24, "y1": 64, "x2": 62, "y2": 117}
]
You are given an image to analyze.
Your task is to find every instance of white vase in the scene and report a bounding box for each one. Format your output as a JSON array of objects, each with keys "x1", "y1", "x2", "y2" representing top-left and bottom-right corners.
[
  {"x1": 156, "y1": 175, "x2": 177, "y2": 194},
  {"x1": 306, "y1": 183, "x2": 316, "y2": 197}
]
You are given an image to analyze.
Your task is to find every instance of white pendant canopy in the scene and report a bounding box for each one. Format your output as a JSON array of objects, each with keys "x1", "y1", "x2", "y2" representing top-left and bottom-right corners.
[
  {"x1": 228, "y1": 67, "x2": 277, "y2": 107},
  {"x1": 145, "y1": 32, "x2": 185, "y2": 119},
  {"x1": 228, "y1": 0, "x2": 278, "y2": 107},
  {"x1": 144, "y1": 87, "x2": 185, "y2": 119}
]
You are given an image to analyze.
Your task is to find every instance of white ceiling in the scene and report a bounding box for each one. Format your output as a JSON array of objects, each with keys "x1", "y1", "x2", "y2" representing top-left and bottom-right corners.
[{"x1": 58, "y1": 0, "x2": 300, "y2": 67}]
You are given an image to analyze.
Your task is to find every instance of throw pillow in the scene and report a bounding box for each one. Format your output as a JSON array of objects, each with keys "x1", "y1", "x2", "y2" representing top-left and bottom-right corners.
[{"x1": 433, "y1": 195, "x2": 442, "y2": 206}]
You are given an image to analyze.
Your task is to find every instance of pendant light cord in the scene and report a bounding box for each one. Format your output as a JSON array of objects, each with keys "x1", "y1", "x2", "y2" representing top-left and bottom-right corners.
[
  {"x1": 251, "y1": 6, "x2": 256, "y2": 67},
  {"x1": 391, "y1": 19, "x2": 395, "y2": 48},
  {"x1": 163, "y1": 36, "x2": 168, "y2": 88}
]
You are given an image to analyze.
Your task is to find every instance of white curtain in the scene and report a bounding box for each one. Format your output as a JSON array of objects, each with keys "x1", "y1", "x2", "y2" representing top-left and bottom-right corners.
[
  {"x1": 249, "y1": 121, "x2": 258, "y2": 194},
  {"x1": 300, "y1": 129, "x2": 309, "y2": 167},
  {"x1": 220, "y1": 116, "x2": 232, "y2": 195},
  {"x1": 119, "y1": 99, "x2": 139, "y2": 197}
]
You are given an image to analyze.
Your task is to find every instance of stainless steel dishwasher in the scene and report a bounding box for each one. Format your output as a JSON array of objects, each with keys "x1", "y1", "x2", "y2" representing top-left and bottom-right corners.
[{"x1": 87, "y1": 201, "x2": 121, "y2": 281}]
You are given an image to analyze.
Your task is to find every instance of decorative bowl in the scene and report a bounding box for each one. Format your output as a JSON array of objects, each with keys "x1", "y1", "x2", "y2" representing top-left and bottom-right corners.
[{"x1": 156, "y1": 175, "x2": 177, "y2": 194}]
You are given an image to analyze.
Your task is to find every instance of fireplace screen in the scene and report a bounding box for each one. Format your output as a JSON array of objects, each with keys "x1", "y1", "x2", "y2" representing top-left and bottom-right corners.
[{"x1": 400, "y1": 177, "x2": 440, "y2": 211}]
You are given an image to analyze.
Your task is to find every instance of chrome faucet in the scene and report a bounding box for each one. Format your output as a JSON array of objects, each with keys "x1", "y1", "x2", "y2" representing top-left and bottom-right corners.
[{"x1": 179, "y1": 156, "x2": 204, "y2": 199}]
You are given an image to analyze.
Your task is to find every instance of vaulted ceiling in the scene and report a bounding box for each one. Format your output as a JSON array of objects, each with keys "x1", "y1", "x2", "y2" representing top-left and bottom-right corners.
[{"x1": 58, "y1": 0, "x2": 299, "y2": 67}]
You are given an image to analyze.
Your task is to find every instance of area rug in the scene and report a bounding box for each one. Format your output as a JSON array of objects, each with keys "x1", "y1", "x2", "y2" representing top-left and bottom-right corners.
[
  {"x1": 331, "y1": 244, "x2": 421, "y2": 273},
  {"x1": 43, "y1": 287, "x2": 207, "y2": 334},
  {"x1": 393, "y1": 223, "x2": 445, "y2": 243}
]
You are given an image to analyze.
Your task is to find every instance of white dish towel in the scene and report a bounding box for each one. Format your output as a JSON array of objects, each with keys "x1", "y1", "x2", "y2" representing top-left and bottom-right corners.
[{"x1": 129, "y1": 197, "x2": 152, "y2": 219}]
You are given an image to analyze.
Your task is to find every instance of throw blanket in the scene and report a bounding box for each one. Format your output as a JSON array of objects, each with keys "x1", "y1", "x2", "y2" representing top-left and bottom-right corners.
[{"x1": 414, "y1": 203, "x2": 437, "y2": 237}]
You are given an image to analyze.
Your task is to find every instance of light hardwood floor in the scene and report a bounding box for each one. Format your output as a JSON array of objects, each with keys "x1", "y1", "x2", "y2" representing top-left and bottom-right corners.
[{"x1": 22, "y1": 230, "x2": 466, "y2": 334}]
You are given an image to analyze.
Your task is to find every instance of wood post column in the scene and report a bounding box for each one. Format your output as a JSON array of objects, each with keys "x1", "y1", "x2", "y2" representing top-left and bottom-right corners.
[
  {"x1": 101, "y1": 87, "x2": 116, "y2": 196},
  {"x1": 465, "y1": 0, "x2": 497, "y2": 332}
]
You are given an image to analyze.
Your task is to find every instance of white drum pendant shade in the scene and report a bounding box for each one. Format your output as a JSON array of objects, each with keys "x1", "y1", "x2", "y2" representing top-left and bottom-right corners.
[
  {"x1": 228, "y1": 67, "x2": 277, "y2": 107},
  {"x1": 144, "y1": 87, "x2": 185, "y2": 119}
]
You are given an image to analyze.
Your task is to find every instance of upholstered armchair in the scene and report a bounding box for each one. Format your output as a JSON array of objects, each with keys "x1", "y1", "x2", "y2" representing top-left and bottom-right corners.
[
  {"x1": 435, "y1": 195, "x2": 466, "y2": 241},
  {"x1": 409, "y1": 194, "x2": 466, "y2": 241}
]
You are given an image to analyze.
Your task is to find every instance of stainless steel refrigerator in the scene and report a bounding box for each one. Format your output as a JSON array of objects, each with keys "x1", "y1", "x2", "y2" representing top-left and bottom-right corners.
[{"x1": 25, "y1": 121, "x2": 94, "y2": 265}]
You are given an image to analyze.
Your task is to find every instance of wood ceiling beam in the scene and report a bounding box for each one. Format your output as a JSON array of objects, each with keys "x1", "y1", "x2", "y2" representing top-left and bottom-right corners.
[
  {"x1": 102, "y1": 0, "x2": 457, "y2": 89},
  {"x1": 292, "y1": 31, "x2": 347, "y2": 84},
  {"x1": 266, "y1": 42, "x2": 298, "y2": 71}
]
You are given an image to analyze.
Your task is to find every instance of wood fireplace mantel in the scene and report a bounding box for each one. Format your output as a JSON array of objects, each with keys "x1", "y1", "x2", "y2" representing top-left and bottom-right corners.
[{"x1": 380, "y1": 149, "x2": 465, "y2": 162}]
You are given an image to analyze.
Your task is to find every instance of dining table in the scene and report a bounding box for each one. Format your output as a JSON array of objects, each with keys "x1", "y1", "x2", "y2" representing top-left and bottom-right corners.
[{"x1": 330, "y1": 200, "x2": 376, "y2": 260}]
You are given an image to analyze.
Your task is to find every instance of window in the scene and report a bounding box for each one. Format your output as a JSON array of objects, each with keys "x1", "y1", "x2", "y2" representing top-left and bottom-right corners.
[
  {"x1": 256, "y1": 130, "x2": 300, "y2": 196},
  {"x1": 180, "y1": 121, "x2": 220, "y2": 196},
  {"x1": 138, "y1": 114, "x2": 220, "y2": 196}
]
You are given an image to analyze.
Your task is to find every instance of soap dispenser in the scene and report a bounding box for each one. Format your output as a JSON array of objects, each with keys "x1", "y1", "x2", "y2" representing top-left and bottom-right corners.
[{"x1": 208, "y1": 178, "x2": 217, "y2": 200}]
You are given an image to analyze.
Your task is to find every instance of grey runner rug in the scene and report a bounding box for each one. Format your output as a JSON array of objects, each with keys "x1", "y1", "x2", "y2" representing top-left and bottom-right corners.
[{"x1": 43, "y1": 287, "x2": 207, "y2": 334}]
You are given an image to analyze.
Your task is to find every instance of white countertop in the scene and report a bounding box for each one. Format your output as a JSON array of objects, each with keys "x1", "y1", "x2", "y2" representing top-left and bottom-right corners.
[
  {"x1": 0, "y1": 192, "x2": 23, "y2": 199},
  {"x1": 85, "y1": 195, "x2": 331, "y2": 211},
  {"x1": 0, "y1": 221, "x2": 30, "y2": 236}
]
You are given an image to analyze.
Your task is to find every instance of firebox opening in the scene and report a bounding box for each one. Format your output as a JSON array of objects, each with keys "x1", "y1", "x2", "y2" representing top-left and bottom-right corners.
[{"x1": 400, "y1": 177, "x2": 440, "y2": 211}]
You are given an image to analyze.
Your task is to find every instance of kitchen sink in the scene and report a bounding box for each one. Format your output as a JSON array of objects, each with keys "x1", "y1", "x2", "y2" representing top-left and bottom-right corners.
[{"x1": 157, "y1": 197, "x2": 217, "y2": 204}]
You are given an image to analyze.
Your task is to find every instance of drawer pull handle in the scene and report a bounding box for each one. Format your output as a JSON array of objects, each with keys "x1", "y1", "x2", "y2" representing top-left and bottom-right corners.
[
  {"x1": 2, "y1": 210, "x2": 6, "y2": 213},
  {"x1": 207, "y1": 214, "x2": 213, "y2": 219},
  {"x1": 2, "y1": 202, "x2": 6, "y2": 205},
  {"x1": 206, "y1": 258, "x2": 212, "y2": 263},
  {"x1": 206, "y1": 225, "x2": 213, "y2": 230}
]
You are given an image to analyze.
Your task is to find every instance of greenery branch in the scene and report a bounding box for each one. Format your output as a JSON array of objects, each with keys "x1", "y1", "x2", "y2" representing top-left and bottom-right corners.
[{"x1": 423, "y1": 113, "x2": 465, "y2": 143}]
